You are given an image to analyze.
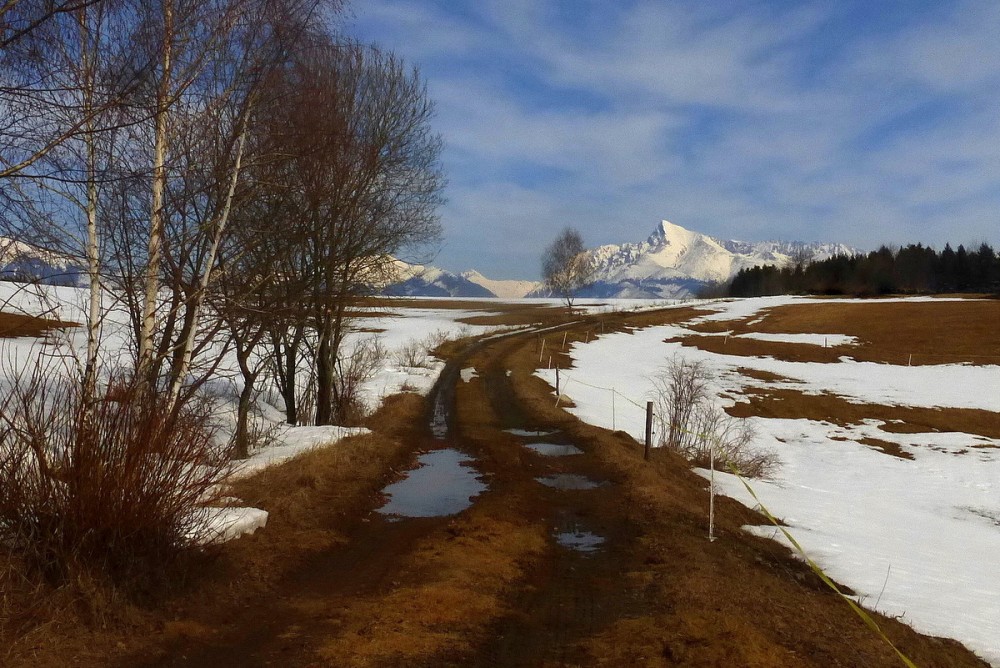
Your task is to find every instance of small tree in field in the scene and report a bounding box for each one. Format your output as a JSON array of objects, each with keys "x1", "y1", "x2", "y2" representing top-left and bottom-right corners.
[{"x1": 542, "y1": 227, "x2": 593, "y2": 309}]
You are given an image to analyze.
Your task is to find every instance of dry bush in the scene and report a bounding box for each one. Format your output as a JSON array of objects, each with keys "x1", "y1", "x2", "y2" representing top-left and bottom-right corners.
[
  {"x1": 691, "y1": 403, "x2": 777, "y2": 478},
  {"x1": 0, "y1": 368, "x2": 226, "y2": 594},
  {"x1": 394, "y1": 329, "x2": 452, "y2": 369},
  {"x1": 651, "y1": 356, "x2": 778, "y2": 478},
  {"x1": 332, "y1": 336, "x2": 387, "y2": 425},
  {"x1": 394, "y1": 337, "x2": 431, "y2": 368},
  {"x1": 651, "y1": 356, "x2": 710, "y2": 452}
]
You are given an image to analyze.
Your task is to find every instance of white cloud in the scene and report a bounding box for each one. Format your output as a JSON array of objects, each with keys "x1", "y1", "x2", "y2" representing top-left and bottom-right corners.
[{"x1": 351, "y1": 1, "x2": 1000, "y2": 276}]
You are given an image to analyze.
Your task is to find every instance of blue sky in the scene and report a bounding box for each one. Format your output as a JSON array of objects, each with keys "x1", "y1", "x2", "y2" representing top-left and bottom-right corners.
[{"x1": 347, "y1": 1, "x2": 1000, "y2": 280}]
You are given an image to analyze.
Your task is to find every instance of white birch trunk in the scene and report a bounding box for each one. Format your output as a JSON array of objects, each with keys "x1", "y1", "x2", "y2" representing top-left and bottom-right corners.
[
  {"x1": 138, "y1": 0, "x2": 174, "y2": 380},
  {"x1": 167, "y1": 122, "x2": 248, "y2": 408}
]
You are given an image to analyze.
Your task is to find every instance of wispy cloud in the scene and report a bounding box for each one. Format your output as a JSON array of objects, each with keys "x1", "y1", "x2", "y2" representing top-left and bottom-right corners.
[{"x1": 350, "y1": 0, "x2": 1000, "y2": 278}]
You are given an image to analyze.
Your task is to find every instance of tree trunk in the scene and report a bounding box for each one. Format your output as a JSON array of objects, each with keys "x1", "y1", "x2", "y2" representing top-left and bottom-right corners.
[
  {"x1": 273, "y1": 324, "x2": 303, "y2": 425},
  {"x1": 138, "y1": 0, "x2": 174, "y2": 382},
  {"x1": 314, "y1": 312, "x2": 335, "y2": 425},
  {"x1": 80, "y1": 6, "x2": 100, "y2": 404}
]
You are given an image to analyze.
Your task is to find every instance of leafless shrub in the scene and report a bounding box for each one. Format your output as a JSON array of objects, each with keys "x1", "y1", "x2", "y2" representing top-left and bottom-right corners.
[
  {"x1": 394, "y1": 338, "x2": 427, "y2": 368},
  {"x1": 332, "y1": 336, "x2": 387, "y2": 426},
  {"x1": 394, "y1": 329, "x2": 453, "y2": 370},
  {"x1": 395, "y1": 329, "x2": 448, "y2": 368},
  {"x1": 0, "y1": 367, "x2": 226, "y2": 592},
  {"x1": 651, "y1": 356, "x2": 778, "y2": 478},
  {"x1": 651, "y1": 356, "x2": 710, "y2": 452},
  {"x1": 691, "y1": 403, "x2": 778, "y2": 478}
]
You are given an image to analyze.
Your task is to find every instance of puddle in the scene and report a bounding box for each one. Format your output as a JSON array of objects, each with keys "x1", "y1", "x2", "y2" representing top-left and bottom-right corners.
[
  {"x1": 430, "y1": 398, "x2": 448, "y2": 439},
  {"x1": 525, "y1": 442, "x2": 583, "y2": 457},
  {"x1": 535, "y1": 474, "x2": 604, "y2": 490},
  {"x1": 378, "y1": 449, "x2": 487, "y2": 518},
  {"x1": 505, "y1": 428, "x2": 557, "y2": 438},
  {"x1": 555, "y1": 530, "x2": 605, "y2": 553}
]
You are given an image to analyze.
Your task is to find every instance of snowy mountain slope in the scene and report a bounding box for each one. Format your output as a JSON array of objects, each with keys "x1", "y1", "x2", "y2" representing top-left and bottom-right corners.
[
  {"x1": 0, "y1": 237, "x2": 84, "y2": 287},
  {"x1": 386, "y1": 221, "x2": 855, "y2": 300},
  {"x1": 460, "y1": 270, "x2": 539, "y2": 299},
  {"x1": 570, "y1": 220, "x2": 855, "y2": 299},
  {"x1": 383, "y1": 262, "x2": 495, "y2": 298}
]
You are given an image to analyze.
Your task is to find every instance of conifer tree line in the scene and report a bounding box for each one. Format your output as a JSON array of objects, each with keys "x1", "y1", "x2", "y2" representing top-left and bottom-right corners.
[
  {"x1": 726, "y1": 243, "x2": 1000, "y2": 298},
  {"x1": 0, "y1": 0, "x2": 444, "y2": 450}
]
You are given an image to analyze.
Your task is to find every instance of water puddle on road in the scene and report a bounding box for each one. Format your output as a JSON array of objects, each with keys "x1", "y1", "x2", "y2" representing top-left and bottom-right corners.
[
  {"x1": 524, "y1": 442, "x2": 583, "y2": 457},
  {"x1": 555, "y1": 529, "x2": 606, "y2": 554},
  {"x1": 535, "y1": 474, "x2": 604, "y2": 490},
  {"x1": 378, "y1": 449, "x2": 487, "y2": 519},
  {"x1": 505, "y1": 428, "x2": 558, "y2": 438}
]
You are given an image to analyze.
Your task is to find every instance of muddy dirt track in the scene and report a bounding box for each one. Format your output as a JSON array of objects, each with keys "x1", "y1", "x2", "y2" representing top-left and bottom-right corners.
[{"x1": 124, "y1": 312, "x2": 989, "y2": 667}]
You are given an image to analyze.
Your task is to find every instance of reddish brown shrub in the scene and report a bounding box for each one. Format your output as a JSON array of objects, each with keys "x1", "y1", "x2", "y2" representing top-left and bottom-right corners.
[{"x1": 0, "y1": 369, "x2": 226, "y2": 592}]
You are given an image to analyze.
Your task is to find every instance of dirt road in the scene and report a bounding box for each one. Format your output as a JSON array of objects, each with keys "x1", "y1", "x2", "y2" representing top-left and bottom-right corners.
[{"x1": 125, "y1": 314, "x2": 989, "y2": 667}]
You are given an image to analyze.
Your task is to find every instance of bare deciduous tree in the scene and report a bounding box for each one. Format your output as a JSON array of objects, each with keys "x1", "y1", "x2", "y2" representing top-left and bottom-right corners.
[
  {"x1": 542, "y1": 227, "x2": 593, "y2": 309},
  {"x1": 252, "y1": 39, "x2": 444, "y2": 426}
]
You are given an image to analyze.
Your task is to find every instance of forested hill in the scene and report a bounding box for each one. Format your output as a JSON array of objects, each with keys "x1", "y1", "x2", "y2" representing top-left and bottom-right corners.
[{"x1": 727, "y1": 243, "x2": 1000, "y2": 297}]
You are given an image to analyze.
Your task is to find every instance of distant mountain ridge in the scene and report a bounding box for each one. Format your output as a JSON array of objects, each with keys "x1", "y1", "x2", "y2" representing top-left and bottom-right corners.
[
  {"x1": 0, "y1": 238, "x2": 84, "y2": 286},
  {"x1": 556, "y1": 220, "x2": 856, "y2": 299},
  {"x1": 385, "y1": 220, "x2": 856, "y2": 299},
  {"x1": 0, "y1": 222, "x2": 855, "y2": 300},
  {"x1": 383, "y1": 261, "x2": 541, "y2": 298}
]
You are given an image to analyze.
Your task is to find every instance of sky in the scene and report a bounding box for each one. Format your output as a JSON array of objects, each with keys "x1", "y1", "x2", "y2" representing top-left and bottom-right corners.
[{"x1": 346, "y1": 1, "x2": 1000, "y2": 280}]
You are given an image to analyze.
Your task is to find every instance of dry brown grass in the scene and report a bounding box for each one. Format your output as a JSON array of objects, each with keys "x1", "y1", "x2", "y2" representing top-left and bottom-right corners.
[
  {"x1": 1, "y1": 392, "x2": 429, "y2": 667},
  {"x1": 687, "y1": 298, "x2": 1000, "y2": 366},
  {"x1": 0, "y1": 312, "x2": 77, "y2": 338},
  {"x1": 728, "y1": 385, "x2": 1000, "y2": 440},
  {"x1": 5, "y1": 299, "x2": 991, "y2": 667},
  {"x1": 857, "y1": 437, "x2": 915, "y2": 460},
  {"x1": 315, "y1": 513, "x2": 547, "y2": 666}
]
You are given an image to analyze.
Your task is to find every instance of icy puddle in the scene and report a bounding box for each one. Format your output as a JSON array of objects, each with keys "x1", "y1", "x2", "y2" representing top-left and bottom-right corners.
[
  {"x1": 505, "y1": 428, "x2": 558, "y2": 438},
  {"x1": 555, "y1": 530, "x2": 605, "y2": 554},
  {"x1": 378, "y1": 449, "x2": 487, "y2": 519},
  {"x1": 535, "y1": 474, "x2": 604, "y2": 490},
  {"x1": 525, "y1": 442, "x2": 583, "y2": 457}
]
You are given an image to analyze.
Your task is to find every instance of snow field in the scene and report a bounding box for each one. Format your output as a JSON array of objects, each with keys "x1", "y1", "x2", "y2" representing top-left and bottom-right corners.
[{"x1": 534, "y1": 296, "x2": 1000, "y2": 666}]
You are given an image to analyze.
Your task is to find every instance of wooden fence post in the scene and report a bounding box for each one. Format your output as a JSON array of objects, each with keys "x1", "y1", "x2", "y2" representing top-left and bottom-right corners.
[{"x1": 644, "y1": 401, "x2": 653, "y2": 461}]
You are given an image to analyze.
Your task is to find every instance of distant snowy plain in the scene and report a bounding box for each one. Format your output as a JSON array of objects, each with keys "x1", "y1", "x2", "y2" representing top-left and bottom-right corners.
[{"x1": 536, "y1": 295, "x2": 1000, "y2": 666}]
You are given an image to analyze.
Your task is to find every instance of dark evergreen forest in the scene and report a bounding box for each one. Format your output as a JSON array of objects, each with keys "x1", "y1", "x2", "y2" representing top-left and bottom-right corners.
[{"x1": 726, "y1": 243, "x2": 1000, "y2": 298}]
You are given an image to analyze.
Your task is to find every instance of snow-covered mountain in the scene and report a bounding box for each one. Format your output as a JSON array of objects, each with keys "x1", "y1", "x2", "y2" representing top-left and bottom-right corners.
[
  {"x1": 382, "y1": 220, "x2": 856, "y2": 300},
  {"x1": 556, "y1": 220, "x2": 855, "y2": 299},
  {"x1": 460, "y1": 271, "x2": 538, "y2": 299},
  {"x1": 0, "y1": 238, "x2": 84, "y2": 286},
  {"x1": 382, "y1": 261, "x2": 540, "y2": 299},
  {"x1": 383, "y1": 262, "x2": 495, "y2": 298}
]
